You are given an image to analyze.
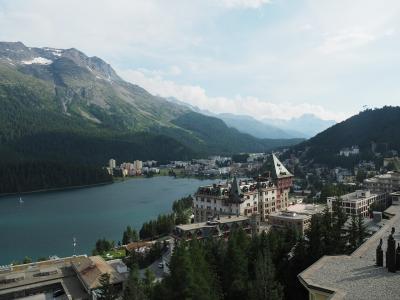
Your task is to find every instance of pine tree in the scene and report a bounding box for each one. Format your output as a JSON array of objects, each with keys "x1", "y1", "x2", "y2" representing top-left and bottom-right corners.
[
  {"x1": 188, "y1": 239, "x2": 221, "y2": 300},
  {"x1": 97, "y1": 273, "x2": 118, "y2": 300},
  {"x1": 249, "y1": 250, "x2": 283, "y2": 300},
  {"x1": 164, "y1": 241, "x2": 196, "y2": 300},
  {"x1": 223, "y1": 229, "x2": 250, "y2": 300},
  {"x1": 143, "y1": 269, "x2": 155, "y2": 299},
  {"x1": 123, "y1": 226, "x2": 138, "y2": 245},
  {"x1": 357, "y1": 213, "x2": 367, "y2": 246},
  {"x1": 123, "y1": 268, "x2": 147, "y2": 300},
  {"x1": 331, "y1": 198, "x2": 348, "y2": 253},
  {"x1": 347, "y1": 214, "x2": 358, "y2": 252},
  {"x1": 306, "y1": 214, "x2": 324, "y2": 262}
]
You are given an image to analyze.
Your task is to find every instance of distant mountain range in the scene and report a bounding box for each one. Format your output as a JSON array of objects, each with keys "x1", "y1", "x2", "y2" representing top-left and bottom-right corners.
[
  {"x1": 167, "y1": 98, "x2": 335, "y2": 139},
  {"x1": 262, "y1": 114, "x2": 336, "y2": 138},
  {"x1": 0, "y1": 41, "x2": 302, "y2": 165}
]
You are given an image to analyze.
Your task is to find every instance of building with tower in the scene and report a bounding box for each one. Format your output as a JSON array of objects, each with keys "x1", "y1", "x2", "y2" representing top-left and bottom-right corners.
[
  {"x1": 193, "y1": 154, "x2": 293, "y2": 223},
  {"x1": 271, "y1": 153, "x2": 293, "y2": 210}
]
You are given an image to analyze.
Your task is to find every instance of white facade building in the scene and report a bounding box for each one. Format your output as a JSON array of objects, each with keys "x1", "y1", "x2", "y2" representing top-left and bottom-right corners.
[
  {"x1": 109, "y1": 158, "x2": 116, "y2": 169},
  {"x1": 339, "y1": 146, "x2": 360, "y2": 157},
  {"x1": 193, "y1": 154, "x2": 293, "y2": 222},
  {"x1": 364, "y1": 171, "x2": 400, "y2": 193},
  {"x1": 327, "y1": 190, "x2": 388, "y2": 217}
]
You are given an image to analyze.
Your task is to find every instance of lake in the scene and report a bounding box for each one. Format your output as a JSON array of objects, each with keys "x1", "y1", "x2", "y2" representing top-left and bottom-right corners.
[{"x1": 0, "y1": 177, "x2": 217, "y2": 264}]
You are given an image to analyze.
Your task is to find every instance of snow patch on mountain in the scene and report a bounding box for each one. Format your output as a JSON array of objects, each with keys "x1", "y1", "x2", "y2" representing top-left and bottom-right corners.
[{"x1": 22, "y1": 57, "x2": 53, "y2": 65}]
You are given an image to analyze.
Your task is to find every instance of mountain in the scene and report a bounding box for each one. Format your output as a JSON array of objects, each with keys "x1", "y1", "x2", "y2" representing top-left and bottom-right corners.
[
  {"x1": 166, "y1": 98, "x2": 305, "y2": 139},
  {"x1": 292, "y1": 107, "x2": 400, "y2": 166},
  {"x1": 262, "y1": 114, "x2": 336, "y2": 138},
  {"x1": 217, "y1": 113, "x2": 300, "y2": 139},
  {"x1": 0, "y1": 41, "x2": 302, "y2": 166}
]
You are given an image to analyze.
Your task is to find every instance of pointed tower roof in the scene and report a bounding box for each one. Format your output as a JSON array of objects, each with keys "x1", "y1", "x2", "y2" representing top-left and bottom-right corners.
[
  {"x1": 272, "y1": 153, "x2": 293, "y2": 179},
  {"x1": 229, "y1": 176, "x2": 242, "y2": 203}
]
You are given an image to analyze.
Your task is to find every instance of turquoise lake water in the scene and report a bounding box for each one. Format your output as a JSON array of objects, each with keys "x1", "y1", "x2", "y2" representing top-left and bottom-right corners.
[{"x1": 0, "y1": 177, "x2": 216, "y2": 264}]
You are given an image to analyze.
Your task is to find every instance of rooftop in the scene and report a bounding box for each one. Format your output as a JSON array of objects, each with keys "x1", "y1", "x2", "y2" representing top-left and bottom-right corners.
[
  {"x1": 0, "y1": 255, "x2": 88, "y2": 299},
  {"x1": 298, "y1": 204, "x2": 400, "y2": 300},
  {"x1": 286, "y1": 203, "x2": 325, "y2": 215},
  {"x1": 337, "y1": 190, "x2": 377, "y2": 202},
  {"x1": 269, "y1": 211, "x2": 311, "y2": 220},
  {"x1": 272, "y1": 153, "x2": 293, "y2": 179},
  {"x1": 176, "y1": 215, "x2": 250, "y2": 232},
  {"x1": 72, "y1": 256, "x2": 124, "y2": 290}
]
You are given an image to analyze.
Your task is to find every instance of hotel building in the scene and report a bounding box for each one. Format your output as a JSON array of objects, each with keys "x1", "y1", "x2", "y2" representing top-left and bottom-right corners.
[{"x1": 193, "y1": 154, "x2": 293, "y2": 223}]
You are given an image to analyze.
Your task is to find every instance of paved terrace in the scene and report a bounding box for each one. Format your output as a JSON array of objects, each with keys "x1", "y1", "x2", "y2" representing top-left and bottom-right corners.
[{"x1": 298, "y1": 204, "x2": 400, "y2": 300}]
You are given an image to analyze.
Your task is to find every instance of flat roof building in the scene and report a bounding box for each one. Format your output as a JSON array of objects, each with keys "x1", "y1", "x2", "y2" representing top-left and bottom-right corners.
[
  {"x1": 173, "y1": 215, "x2": 253, "y2": 241},
  {"x1": 298, "y1": 204, "x2": 400, "y2": 300},
  {"x1": 364, "y1": 171, "x2": 400, "y2": 193},
  {"x1": 268, "y1": 203, "x2": 324, "y2": 234},
  {"x1": 0, "y1": 255, "x2": 127, "y2": 300},
  {"x1": 327, "y1": 190, "x2": 389, "y2": 217}
]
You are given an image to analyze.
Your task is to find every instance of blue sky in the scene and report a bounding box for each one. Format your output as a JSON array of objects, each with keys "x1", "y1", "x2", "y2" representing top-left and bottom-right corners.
[{"x1": 1, "y1": 0, "x2": 400, "y2": 121}]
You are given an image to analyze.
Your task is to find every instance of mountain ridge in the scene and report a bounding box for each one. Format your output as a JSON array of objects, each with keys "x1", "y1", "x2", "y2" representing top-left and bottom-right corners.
[{"x1": 0, "y1": 41, "x2": 302, "y2": 165}]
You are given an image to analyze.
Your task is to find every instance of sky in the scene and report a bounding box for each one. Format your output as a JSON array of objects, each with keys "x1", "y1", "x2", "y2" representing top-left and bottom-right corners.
[{"x1": 1, "y1": 0, "x2": 400, "y2": 121}]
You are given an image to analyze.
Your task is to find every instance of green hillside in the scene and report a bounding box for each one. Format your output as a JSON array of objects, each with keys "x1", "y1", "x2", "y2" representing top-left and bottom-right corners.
[
  {"x1": 0, "y1": 42, "x2": 301, "y2": 164},
  {"x1": 293, "y1": 106, "x2": 400, "y2": 166}
]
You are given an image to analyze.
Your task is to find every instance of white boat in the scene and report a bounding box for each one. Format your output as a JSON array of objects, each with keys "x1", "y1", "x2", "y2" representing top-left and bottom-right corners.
[{"x1": 19, "y1": 197, "x2": 24, "y2": 204}]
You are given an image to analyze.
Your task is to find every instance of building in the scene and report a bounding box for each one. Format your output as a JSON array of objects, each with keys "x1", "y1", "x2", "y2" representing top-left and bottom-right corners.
[
  {"x1": 268, "y1": 203, "x2": 324, "y2": 234},
  {"x1": 193, "y1": 154, "x2": 293, "y2": 222},
  {"x1": 364, "y1": 171, "x2": 400, "y2": 193},
  {"x1": 268, "y1": 211, "x2": 311, "y2": 235},
  {"x1": 173, "y1": 215, "x2": 253, "y2": 241},
  {"x1": 298, "y1": 204, "x2": 400, "y2": 300},
  {"x1": 194, "y1": 177, "x2": 261, "y2": 222},
  {"x1": 339, "y1": 145, "x2": 360, "y2": 157},
  {"x1": 72, "y1": 256, "x2": 125, "y2": 298},
  {"x1": 109, "y1": 159, "x2": 116, "y2": 170},
  {"x1": 133, "y1": 160, "x2": 143, "y2": 175},
  {"x1": 0, "y1": 255, "x2": 127, "y2": 300},
  {"x1": 327, "y1": 190, "x2": 388, "y2": 217},
  {"x1": 271, "y1": 153, "x2": 293, "y2": 210}
]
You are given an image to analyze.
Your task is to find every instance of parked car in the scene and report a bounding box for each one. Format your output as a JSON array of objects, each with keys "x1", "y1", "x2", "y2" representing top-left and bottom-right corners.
[{"x1": 53, "y1": 289, "x2": 65, "y2": 298}]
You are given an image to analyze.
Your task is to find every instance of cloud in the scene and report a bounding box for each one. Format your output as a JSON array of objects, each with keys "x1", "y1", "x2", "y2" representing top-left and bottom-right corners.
[
  {"x1": 1, "y1": 0, "x2": 400, "y2": 119},
  {"x1": 318, "y1": 29, "x2": 376, "y2": 54},
  {"x1": 218, "y1": 0, "x2": 270, "y2": 9},
  {"x1": 118, "y1": 68, "x2": 348, "y2": 122}
]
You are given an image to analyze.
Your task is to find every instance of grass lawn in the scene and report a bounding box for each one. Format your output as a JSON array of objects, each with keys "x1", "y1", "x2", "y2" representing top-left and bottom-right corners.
[{"x1": 102, "y1": 248, "x2": 126, "y2": 261}]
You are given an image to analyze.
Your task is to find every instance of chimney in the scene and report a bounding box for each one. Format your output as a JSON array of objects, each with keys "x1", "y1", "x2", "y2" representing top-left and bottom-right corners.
[
  {"x1": 376, "y1": 238, "x2": 383, "y2": 267},
  {"x1": 386, "y1": 229, "x2": 397, "y2": 273},
  {"x1": 396, "y1": 243, "x2": 400, "y2": 271}
]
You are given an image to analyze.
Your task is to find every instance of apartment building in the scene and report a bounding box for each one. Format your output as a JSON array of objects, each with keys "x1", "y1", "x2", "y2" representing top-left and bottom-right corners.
[
  {"x1": 327, "y1": 190, "x2": 388, "y2": 217},
  {"x1": 364, "y1": 171, "x2": 400, "y2": 193}
]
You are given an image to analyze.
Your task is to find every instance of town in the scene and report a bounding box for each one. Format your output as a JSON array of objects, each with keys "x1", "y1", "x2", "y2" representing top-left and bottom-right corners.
[
  {"x1": 2, "y1": 148, "x2": 400, "y2": 300},
  {"x1": 106, "y1": 152, "x2": 266, "y2": 178}
]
